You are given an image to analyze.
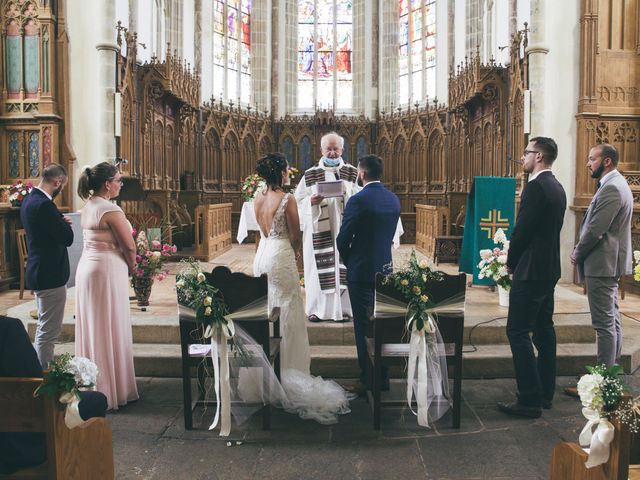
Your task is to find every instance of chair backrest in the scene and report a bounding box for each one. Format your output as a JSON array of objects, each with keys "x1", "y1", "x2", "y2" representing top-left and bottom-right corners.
[
  {"x1": 373, "y1": 272, "x2": 466, "y2": 345},
  {"x1": 16, "y1": 228, "x2": 28, "y2": 263},
  {"x1": 179, "y1": 266, "x2": 272, "y2": 351}
]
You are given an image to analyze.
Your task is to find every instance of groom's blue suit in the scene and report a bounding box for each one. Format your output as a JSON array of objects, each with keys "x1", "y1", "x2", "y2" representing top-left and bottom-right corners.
[{"x1": 337, "y1": 181, "x2": 400, "y2": 384}]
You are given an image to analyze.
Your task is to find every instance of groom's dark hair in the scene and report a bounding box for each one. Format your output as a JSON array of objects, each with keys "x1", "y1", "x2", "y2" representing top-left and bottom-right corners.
[{"x1": 358, "y1": 155, "x2": 384, "y2": 181}]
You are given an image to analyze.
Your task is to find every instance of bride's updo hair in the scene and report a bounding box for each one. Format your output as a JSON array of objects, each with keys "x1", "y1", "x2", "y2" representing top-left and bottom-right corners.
[{"x1": 256, "y1": 153, "x2": 287, "y2": 190}]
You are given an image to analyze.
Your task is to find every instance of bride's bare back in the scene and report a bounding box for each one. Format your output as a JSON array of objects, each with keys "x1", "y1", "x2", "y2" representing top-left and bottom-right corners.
[{"x1": 253, "y1": 188, "x2": 302, "y2": 254}]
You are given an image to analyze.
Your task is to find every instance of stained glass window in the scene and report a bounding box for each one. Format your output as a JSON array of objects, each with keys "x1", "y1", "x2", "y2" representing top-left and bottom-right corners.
[
  {"x1": 297, "y1": 0, "x2": 353, "y2": 110},
  {"x1": 213, "y1": 0, "x2": 251, "y2": 105},
  {"x1": 398, "y1": 0, "x2": 436, "y2": 105}
]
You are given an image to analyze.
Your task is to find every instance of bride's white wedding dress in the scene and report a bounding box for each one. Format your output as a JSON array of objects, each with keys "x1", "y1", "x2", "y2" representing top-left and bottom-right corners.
[{"x1": 253, "y1": 193, "x2": 352, "y2": 424}]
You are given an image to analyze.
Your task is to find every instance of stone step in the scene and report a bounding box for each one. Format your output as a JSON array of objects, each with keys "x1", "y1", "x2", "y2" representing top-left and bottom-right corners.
[
  {"x1": 27, "y1": 311, "x2": 599, "y2": 346},
  {"x1": 53, "y1": 340, "x2": 640, "y2": 379}
]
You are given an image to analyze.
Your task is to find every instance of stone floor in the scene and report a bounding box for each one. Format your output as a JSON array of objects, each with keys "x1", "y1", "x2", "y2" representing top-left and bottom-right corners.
[{"x1": 110, "y1": 373, "x2": 640, "y2": 480}]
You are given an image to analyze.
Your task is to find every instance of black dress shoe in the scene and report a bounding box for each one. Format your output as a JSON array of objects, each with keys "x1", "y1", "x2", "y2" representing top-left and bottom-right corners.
[
  {"x1": 497, "y1": 401, "x2": 542, "y2": 418},
  {"x1": 308, "y1": 315, "x2": 322, "y2": 323}
]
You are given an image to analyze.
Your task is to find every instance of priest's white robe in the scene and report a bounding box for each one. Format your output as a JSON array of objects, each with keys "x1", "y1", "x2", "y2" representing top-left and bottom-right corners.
[{"x1": 294, "y1": 158, "x2": 360, "y2": 321}]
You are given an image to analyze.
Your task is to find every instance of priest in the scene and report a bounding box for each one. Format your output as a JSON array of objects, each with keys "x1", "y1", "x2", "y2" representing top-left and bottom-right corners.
[{"x1": 295, "y1": 132, "x2": 360, "y2": 322}]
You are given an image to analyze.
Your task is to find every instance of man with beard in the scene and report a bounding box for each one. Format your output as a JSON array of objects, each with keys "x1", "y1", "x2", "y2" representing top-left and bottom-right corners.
[
  {"x1": 571, "y1": 144, "x2": 633, "y2": 371},
  {"x1": 20, "y1": 163, "x2": 73, "y2": 368},
  {"x1": 295, "y1": 132, "x2": 360, "y2": 322},
  {"x1": 497, "y1": 137, "x2": 566, "y2": 418}
]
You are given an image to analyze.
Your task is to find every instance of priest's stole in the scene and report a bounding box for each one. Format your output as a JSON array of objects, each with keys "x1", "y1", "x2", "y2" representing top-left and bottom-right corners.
[{"x1": 459, "y1": 176, "x2": 516, "y2": 285}]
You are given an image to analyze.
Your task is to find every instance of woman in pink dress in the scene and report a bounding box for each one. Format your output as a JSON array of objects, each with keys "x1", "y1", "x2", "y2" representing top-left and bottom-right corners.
[{"x1": 75, "y1": 162, "x2": 138, "y2": 410}]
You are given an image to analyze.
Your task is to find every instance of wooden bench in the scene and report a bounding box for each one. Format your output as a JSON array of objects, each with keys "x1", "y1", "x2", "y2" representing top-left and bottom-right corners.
[
  {"x1": 549, "y1": 415, "x2": 640, "y2": 480},
  {"x1": 179, "y1": 266, "x2": 281, "y2": 430},
  {"x1": 367, "y1": 272, "x2": 466, "y2": 430},
  {"x1": 0, "y1": 377, "x2": 114, "y2": 479}
]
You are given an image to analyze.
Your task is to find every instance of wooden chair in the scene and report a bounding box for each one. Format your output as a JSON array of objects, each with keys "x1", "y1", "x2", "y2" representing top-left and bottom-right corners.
[
  {"x1": 16, "y1": 229, "x2": 28, "y2": 299},
  {"x1": 0, "y1": 377, "x2": 114, "y2": 479},
  {"x1": 549, "y1": 415, "x2": 640, "y2": 480},
  {"x1": 367, "y1": 272, "x2": 466, "y2": 430},
  {"x1": 179, "y1": 266, "x2": 281, "y2": 430}
]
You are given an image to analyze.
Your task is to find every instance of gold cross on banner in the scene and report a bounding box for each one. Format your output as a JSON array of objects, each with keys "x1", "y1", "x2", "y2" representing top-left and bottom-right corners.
[{"x1": 479, "y1": 209, "x2": 510, "y2": 239}]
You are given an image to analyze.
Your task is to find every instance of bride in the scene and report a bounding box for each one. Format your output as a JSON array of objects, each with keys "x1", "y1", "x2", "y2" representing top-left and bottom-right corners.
[{"x1": 252, "y1": 153, "x2": 353, "y2": 424}]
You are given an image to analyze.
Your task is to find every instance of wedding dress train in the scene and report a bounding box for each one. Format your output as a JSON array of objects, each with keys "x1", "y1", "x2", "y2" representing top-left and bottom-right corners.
[{"x1": 253, "y1": 193, "x2": 352, "y2": 424}]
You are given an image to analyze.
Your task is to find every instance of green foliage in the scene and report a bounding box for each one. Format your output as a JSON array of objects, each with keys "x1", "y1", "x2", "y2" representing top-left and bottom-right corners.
[
  {"x1": 34, "y1": 353, "x2": 81, "y2": 399},
  {"x1": 176, "y1": 258, "x2": 229, "y2": 328},
  {"x1": 383, "y1": 250, "x2": 443, "y2": 332}
]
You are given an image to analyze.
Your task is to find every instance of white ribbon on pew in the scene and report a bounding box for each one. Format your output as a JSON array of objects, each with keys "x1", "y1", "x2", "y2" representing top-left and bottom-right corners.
[
  {"x1": 205, "y1": 319, "x2": 235, "y2": 436},
  {"x1": 202, "y1": 296, "x2": 269, "y2": 436},
  {"x1": 374, "y1": 293, "x2": 464, "y2": 427},
  {"x1": 579, "y1": 407, "x2": 615, "y2": 468},
  {"x1": 59, "y1": 391, "x2": 85, "y2": 429}
]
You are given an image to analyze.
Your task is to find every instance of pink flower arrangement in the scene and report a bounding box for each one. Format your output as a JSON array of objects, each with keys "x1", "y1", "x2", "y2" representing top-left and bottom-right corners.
[
  {"x1": 477, "y1": 228, "x2": 511, "y2": 290},
  {"x1": 9, "y1": 181, "x2": 34, "y2": 207},
  {"x1": 132, "y1": 230, "x2": 176, "y2": 280}
]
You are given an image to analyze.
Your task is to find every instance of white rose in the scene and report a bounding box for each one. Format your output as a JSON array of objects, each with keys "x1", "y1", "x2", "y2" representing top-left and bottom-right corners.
[
  {"x1": 204, "y1": 306, "x2": 212, "y2": 316},
  {"x1": 21, "y1": 190, "x2": 27, "y2": 195},
  {"x1": 577, "y1": 373, "x2": 604, "y2": 409},
  {"x1": 479, "y1": 249, "x2": 493, "y2": 261},
  {"x1": 153, "y1": 251, "x2": 161, "y2": 257},
  {"x1": 419, "y1": 260, "x2": 429, "y2": 269},
  {"x1": 203, "y1": 296, "x2": 212, "y2": 306},
  {"x1": 634, "y1": 250, "x2": 640, "y2": 263},
  {"x1": 69, "y1": 356, "x2": 98, "y2": 386},
  {"x1": 197, "y1": 272, "x2": 206, "y2": 283},
  {"x1": 176, "y1": 279, "x2": 185, "y2": 288}
]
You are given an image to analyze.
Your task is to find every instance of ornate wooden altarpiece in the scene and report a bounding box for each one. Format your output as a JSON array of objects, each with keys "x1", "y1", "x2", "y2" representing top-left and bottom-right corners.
[
  {"x1": 574, "y1": 0, "x2": 640, "y2": 290},
  {"x1": 0, "y1": 0, "x2": 73, "y2": 287},
  {"x1": 114, "y1": 25, "x2": 530, "y2": 246}
]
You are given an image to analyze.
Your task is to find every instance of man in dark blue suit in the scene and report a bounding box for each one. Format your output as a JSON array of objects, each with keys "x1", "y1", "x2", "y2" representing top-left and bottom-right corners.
[
  {"x1": 337, "y1": 155, "x2": 401, "y2": 393},
  {"x1": 20, "y1": 164, "x2": 73, "y2": 368}
]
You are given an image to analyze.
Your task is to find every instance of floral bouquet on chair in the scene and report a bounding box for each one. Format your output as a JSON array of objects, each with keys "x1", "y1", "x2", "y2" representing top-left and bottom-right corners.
[
  {"x1": 8, "y1": 181, "x2": 33, "y2": 207},
  {"x1": 633, "y1": 250, "x2": 640, "y2": 281},
  {"x1": 477, "y1": 228, "x2": 511, "y2": 291},
  {"x1": 34, "y1": 353, "x2": 99, "y2": 429},
  {"x1": 576, "y1": 364, "x2": 640, "y2": 467},
  {"x1": 130, "y1": 229, "x2": 176, "y2": 307}
]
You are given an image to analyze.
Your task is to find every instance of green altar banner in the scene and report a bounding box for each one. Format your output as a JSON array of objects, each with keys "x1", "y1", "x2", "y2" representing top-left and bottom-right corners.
[{"x1": 459, "y1": 176, "x2": 516, "y2": 285}]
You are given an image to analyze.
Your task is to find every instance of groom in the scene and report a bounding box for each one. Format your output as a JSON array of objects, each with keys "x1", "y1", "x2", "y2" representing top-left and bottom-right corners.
[{"x1": 337, "y1": 155, "x2": 401, "y2": 393}]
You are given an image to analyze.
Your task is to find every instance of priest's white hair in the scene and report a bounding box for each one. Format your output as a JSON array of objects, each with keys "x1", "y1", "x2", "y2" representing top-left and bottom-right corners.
[{"x1": 320, "y1": 131, "x2": 344, "y2": 149}]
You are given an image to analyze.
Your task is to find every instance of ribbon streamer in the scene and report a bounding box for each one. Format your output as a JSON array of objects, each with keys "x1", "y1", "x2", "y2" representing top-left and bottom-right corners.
[
  {"x1": 59, "y1": 391, "x2": 85, "y2": 429},
  {"x1": 578, "y1": 407, "x2": 615, "y2": 468},
  {"x1": 374, "y1": 291, "x2": 464, "y2": 427}
]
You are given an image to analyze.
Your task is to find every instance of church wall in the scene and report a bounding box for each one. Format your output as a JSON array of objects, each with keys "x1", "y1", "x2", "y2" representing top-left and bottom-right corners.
[
  {"x1": 544, "y1": 0, "x2": 580, "y2": 283},
  {"x1": 182, "y1": 0, "x2": 195, "y2": 68}
]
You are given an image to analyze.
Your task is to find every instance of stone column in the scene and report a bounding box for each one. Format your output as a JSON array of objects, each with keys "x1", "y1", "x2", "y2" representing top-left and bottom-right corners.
[
  {"x1": 378, "y1": 0, "x2": 397, "y2": 110},
  {"x1": 353, "y1": 0, "x2": 365, "y2": 114},
  {"x1": 251, "y1": 0, "x2": 271, "y2": 111},
  {"x1": 526, "y1": 0, "x2": 548, "y2": 137}
]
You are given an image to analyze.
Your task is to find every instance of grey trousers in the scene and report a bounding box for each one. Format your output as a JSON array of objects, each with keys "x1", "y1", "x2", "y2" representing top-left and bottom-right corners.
[
  {"x1": 34, "y1": 285, "x2": 67, "y2": 369},
  {"x1": 585, "y1": 276, "x2": 622, "y2": 367}
]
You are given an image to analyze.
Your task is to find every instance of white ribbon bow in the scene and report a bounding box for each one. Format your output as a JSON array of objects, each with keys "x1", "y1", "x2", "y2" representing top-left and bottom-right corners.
[
  {"x1": 578, "y1": 407, "x2": 615, "y2": 468},
  {"x1": 59, "y1": 391, "x2": 86, "y2": 429},
  {"x1": 406, "y1": 314, "x2": 440, "y2": 428},
  {"x1": 204, "y1": 318, "x2": 235, "y2": 437}
]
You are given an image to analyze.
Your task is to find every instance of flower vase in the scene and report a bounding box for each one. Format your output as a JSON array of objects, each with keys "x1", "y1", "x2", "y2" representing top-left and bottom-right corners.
[
  {"x1": 132, "y1": 276, "x2": 154, "y2": 307},
  {"x1": 498, "y1": 285, "x2": 509, "y2": 307}
]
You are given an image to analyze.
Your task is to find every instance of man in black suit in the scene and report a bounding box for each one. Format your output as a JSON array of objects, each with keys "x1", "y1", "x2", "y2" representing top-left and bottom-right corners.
[
  {"x1": 497, "y1": 137, "x2": 567, "y2": 418},
  {"x1": 0, "y1": 315, "x2": 108, "y2": 475},
  {"x1": 20, "y1": 164, "x2": 73, "y2": 368},
  {"x1": 337, "y1": 155, "x2": 401, "y2": 393}
]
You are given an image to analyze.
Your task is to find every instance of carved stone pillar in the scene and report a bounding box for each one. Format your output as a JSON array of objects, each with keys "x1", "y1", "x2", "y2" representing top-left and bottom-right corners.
[{"x1": 526, "y1": 0, "x2": 548, "y2": 137}]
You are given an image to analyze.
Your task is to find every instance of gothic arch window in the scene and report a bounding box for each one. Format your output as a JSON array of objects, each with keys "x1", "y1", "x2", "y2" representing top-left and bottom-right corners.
[
  {"x1": 213, "y1": 0, "x2": 251, "y2": 105},
  {"x1": 282, "y1": 137, "x2": 294, "y2": 166},
  {"x1": 300, "y1": 136, "x2": 312, "y2": 170},
  {"x1": 398, "y1": 0, "x2": 436, "y2": 105},
  {"x1": 297, "y1": 0, "x2": 353, "y2": 111},
  {"x1": 356, "y1": 136, "x2": 367, "y2": 159}
]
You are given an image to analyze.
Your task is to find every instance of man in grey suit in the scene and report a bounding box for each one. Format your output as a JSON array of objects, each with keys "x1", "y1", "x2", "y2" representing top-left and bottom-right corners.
[{"x1": 571, "y1": 143, "x2": 633, "y2": 368}]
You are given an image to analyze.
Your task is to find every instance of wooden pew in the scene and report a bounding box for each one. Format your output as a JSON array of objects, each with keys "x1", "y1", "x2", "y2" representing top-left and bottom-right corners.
[
  {"x1": 549, "y1": 416, "x2": 640, "y2": 480},
  {"x1": 367, "y1": 272, "x2": 466, "y2": 430},
  {"x1": 0, "y1": 378, "x2": 114, "y2": 479}
]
